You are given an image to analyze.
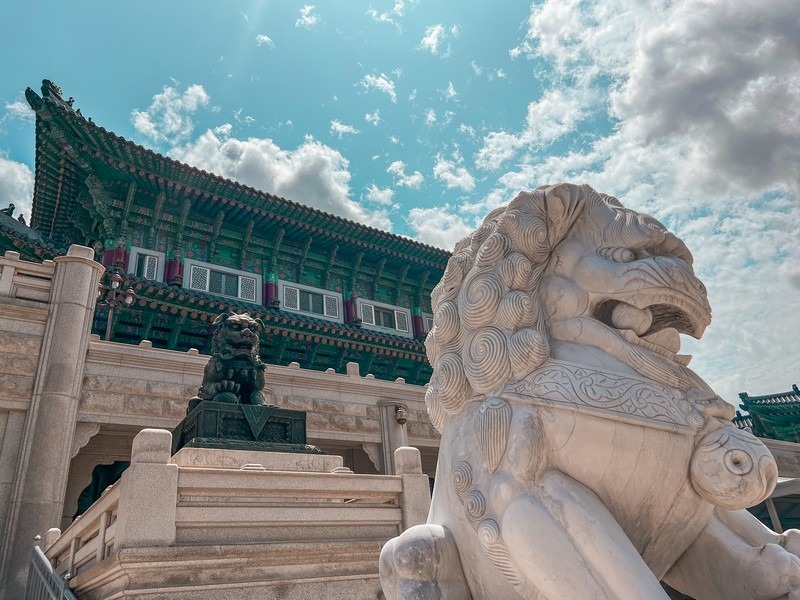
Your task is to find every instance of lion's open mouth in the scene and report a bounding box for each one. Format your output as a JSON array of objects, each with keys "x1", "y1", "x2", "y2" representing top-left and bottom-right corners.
[
  {"x1": 232, "y1": 340, "x2": 255, "y2": 354},
  {"x1": 594, "y1": 295, "x2": 709, "y2": 366}
]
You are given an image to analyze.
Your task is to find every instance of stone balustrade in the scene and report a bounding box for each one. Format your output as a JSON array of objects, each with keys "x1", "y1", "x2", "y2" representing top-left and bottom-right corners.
[
  {"x1": 42, "y1": 429, "x2": 431, "y2": 599},
  {"x1": 0, "y1": 250, "x2": 55, "y2": 303}
]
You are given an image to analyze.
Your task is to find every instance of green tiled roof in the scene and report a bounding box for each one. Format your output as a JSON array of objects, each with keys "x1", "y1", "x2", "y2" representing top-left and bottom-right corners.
[{"x1": 25, "y1": 80, "x2": 451, "y2": 268}]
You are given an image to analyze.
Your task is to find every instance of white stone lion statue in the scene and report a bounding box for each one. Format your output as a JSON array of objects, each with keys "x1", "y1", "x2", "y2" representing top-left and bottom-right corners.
[{"x1": 380, "y1": 184, "x2": 800, "y2": 599}]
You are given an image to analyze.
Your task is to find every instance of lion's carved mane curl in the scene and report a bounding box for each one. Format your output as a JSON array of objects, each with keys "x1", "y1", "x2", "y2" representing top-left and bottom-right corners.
[{"x1": 425, "y1": 184, "x2": 615, "y2": 430}]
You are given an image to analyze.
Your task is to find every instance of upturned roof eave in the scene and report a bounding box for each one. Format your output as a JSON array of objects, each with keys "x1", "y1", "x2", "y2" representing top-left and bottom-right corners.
[{"x1": 27, "y1": 85, "x2": 452, "y2": 267}]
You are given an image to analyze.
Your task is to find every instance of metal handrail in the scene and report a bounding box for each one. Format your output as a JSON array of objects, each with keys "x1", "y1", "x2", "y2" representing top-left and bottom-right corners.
[{"x1": 25, "y1": 538, "x2": 77, "y2": 600}]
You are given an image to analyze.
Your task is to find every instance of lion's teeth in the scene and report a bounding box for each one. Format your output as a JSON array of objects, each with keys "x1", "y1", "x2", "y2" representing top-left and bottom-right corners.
[{"x1": 643, "y1": 328, "x2": 681, "y2": 353}]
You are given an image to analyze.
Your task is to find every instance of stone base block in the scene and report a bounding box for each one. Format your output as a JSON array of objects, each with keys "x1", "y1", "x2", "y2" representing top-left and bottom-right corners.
[
  {"x1": 172, "y1": 447, "x2": 343, "y2": 472},
  {"x1": 172, "y1": 400, "x2": 320, "y2": 454},
  {"x1": 179, "y1": 437, "x2": 323, "y2": 454}
]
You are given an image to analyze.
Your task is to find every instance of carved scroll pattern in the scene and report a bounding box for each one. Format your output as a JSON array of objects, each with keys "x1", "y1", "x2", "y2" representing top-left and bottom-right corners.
[{"x1": 505, "y1": 364, "x2": 700, "y2": 427}]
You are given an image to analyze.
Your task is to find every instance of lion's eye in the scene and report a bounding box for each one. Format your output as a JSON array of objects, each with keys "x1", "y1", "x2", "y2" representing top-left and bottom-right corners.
[{"x1": 600, "y1": 248, "x2": 635, "y2": 263}]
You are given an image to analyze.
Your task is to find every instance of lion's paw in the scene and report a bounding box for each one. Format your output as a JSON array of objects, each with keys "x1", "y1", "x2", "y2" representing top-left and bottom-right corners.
[{"x1": 380, "y1": 524, "x2": 470, "y2": 600}]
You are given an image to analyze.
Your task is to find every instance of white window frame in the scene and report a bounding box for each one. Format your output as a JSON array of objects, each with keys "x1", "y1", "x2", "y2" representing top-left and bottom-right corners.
[
  {"x1": 129, "y1": 246, "x2": 166, "y2": 282},
  {"x1": 423, "y1": 313, "x2": 434, "y2": 334},
  {"x1": 278, "y1": 280, "x2": 343, "y2": 324},
  {"x1": 184, "y1": 258, "x2": 262, "y2": 304},
  {"x1": 357, "y1": 298, "x2": 413, "y2": 338}
]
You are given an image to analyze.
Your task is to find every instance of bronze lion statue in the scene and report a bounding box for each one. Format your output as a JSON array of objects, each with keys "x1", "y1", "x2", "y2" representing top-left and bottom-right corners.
[{"x1": 193, "y1": 312, "x2": 270, "y2": 406}]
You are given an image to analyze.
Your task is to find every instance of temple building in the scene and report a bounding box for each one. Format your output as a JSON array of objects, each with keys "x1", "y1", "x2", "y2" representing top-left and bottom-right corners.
[{"x1": 15, "y1": 79, "x2": 447, "y2": 385}]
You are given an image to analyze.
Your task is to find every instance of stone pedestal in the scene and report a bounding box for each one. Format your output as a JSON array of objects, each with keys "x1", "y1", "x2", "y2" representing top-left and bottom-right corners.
[{"x1": 171, "y1": 400, "x2": 321, "y2": 455}]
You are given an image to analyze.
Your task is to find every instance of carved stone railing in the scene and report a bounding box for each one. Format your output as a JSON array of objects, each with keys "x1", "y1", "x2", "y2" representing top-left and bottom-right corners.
[
  {"x1": 44, "y1": 474, "x2": 121, "y2": 580},
  {"x1": 41, "y1": 429, "x2": 431, "y2": 597},
  {"x1": 0, "y1": 251, "x2": 55, "y2": 303}
]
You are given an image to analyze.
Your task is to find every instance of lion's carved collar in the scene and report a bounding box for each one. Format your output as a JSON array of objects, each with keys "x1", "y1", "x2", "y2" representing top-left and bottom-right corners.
[{"x1": 502, "y1": 360, "x2": 707, "y2": 432}]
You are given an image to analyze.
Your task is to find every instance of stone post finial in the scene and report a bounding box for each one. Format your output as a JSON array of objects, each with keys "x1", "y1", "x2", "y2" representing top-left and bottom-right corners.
[
  {"x1": 131, "y1": 429, "x2": 172, "y2": 465},
  {"x1": 43, "y1": 528, "x2": 61, "y2": 551},
  {"x1": 66, "y1": 244, "x2": 95, "y2": 260},
  {"x1": 395, "y1": 446, "x2": 422, "y2": 475},
  {"x1": 346, "y1": 362, "x2": 361, "y2": 377}
]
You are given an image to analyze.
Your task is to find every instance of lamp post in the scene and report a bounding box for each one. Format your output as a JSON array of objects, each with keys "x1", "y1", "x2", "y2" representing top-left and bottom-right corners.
[{"x1": 97, "y1": 269, "x2": 137, "y2": 341}]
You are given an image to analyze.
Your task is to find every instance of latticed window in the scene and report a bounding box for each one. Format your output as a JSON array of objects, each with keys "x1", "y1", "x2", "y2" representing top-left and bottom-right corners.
[
  {"x1": 186, "y1": 263, "x2": 260, "y2": 303},
  {"x1": 135, "y1": 254, "x2": 159, "y2": 280},
  {"x1": 129, "y1": 246, "x2": 165, "y2": 282},
  {"x1": 239, "y1": 277, "x2": 257, "y2": 302},
  {"x1": 190, "y1": 265, "x2": 209, "y2": 290},
  {"x1": 283, "y1": 285, "x2": 339, "y2": 319},
  {"x1": 425, "y1": 315, "x2": 434, "y2": 333},
  {"x1": 359, "y1": 301, "x2": 410, "y2": 334}
]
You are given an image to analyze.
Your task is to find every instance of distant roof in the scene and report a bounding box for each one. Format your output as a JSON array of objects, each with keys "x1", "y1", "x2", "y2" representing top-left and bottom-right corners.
[
  {"x1": 732, "y1": 412, "x2": 754, "y2": 430},
  {"x1": 734, "y1": 384, "x2": 800, "y2": 442},
  {"x1": 0, "y1": 210, "x2": 66, "y2": 259},
  {"x1": 24, "y1": 79, "x2": 451, "y2": 267},
  {"x1": 740, "y1": 384, "x2": 800, "y2": 407}
]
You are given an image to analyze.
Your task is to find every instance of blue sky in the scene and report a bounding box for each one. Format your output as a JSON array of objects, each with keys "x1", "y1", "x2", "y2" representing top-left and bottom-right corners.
[{"x1": 0, "y1": 0, "x2": 798, "y2": 403}]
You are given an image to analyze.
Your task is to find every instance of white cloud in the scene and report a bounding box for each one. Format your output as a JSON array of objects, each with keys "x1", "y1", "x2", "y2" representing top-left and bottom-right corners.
[
  {"x1": 470, "y1": 61, "x2": 508, "y2": 82},
  {"x1": 131, "y1": 83, "x2": 210, "y2": 144},
  {"x1": 406, "y1": 205, "x2": 473, "y2": 250},
  {"x1": 420, "y1": 24, "x2": 445, "y2": 54},
  {"x1": 365, "y1": 109, "x2": 381, "y2": 126},
  {"x1": 213, "y1": 123, "x2": 233, "y2": 136},
  {"x1": 475, "y1": 89, "x2": 587, "y2": 170},
  {"x1": 0, "y1": 154, "x2": 34, "y2": 220},
  {"x1": 296, "y1": 5, "x2": 320, "y2": 28},
  {"x1": 475, "y1": 131, "x2": 520, "y2": 171},
  {"x1": 483, "y1": 0, "x2": 800, "y2": 403},
  {"x1": 359, "y1": 73, "x2": 398, "y2": 103},
  {"x1": 433, "y1": 153, "x2": 476, "y2": 192},
  {"x1": 233, "y1": 108, "x2": 255, "y2": 126},
  {"x1": 255, "y1": 34, "x2": 274, "y2": 47},
  {"x1": 420, "y1": 23, "x2": 458, "y2": 56},
  {"x1": 171, "y1": 129, "x2": 391, "y2": 229},
  {"x1": 441, "y1": 81, "x2": 457, "y2": 101},
  {"x1": 330, "y1": 120, "x2": 360, "y2": 138},
  {"x1": 3, "y1": 100, "x2": 33, "y2": 123},
  {"x1": 387, "y1": 160, "x2": 424, "y2": 188},
  {"x1": 366, "y1": 0, "x2": 405, "y2": 28},
  {"x1": 424, "y1": 108, "x2": 437, "y2": 126},
  {"x1": 364, "y1": 183, "x2": 395, "y2": 205},
  {"x1": 458, "y1": 123, "x2": 476, "y2": 137}
]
